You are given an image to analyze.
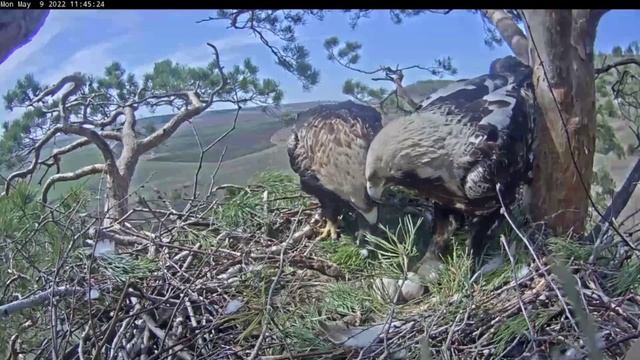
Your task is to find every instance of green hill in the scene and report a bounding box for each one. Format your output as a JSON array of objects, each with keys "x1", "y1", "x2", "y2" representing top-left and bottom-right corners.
[
  {"x1": 379, "y1": 79, "x2": 455, "y2": 123},
  {"x1": 18, "y1": 101, "x2": 333, "y2": 201}
]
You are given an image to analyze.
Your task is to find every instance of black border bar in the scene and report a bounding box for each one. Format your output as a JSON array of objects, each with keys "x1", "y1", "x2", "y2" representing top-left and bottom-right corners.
[{"x1": 0, "y1": 2, "x2": 637, "y2": 11}]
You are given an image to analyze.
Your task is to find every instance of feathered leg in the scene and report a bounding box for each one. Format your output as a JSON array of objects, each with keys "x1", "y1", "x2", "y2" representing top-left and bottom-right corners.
[
  {"x1": 415, "y1": 204, "x2": 460, "y2": 281},
  {"x1": 314, "y1": 200, "x2": 340, "y2": 241},
  {"x1": 354, "y1": 206, "x2": 379, "y2": 258},
  {"x1": 468, "y1": 210, "x2": 503, "y2": 271},
  {"x1": 299, "y1": 175, "x2": 342, "y2": 241}
]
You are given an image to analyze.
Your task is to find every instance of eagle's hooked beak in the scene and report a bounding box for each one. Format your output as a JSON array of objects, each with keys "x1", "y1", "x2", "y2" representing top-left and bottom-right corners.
[{"x1": 367, "y1": 181, "x2": 384, "y2": 203}]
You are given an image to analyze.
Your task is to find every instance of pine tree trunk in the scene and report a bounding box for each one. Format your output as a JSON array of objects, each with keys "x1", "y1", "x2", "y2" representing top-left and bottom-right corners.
[
  {"x1": 98, "y1": 153, "x2": 139, "y2": 255},
  {"x1": 524, "y1": 10, "x2": 602, "y2": 235}
]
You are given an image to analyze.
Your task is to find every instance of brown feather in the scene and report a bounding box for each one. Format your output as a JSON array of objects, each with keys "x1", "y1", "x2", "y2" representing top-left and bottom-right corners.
[{"x1": 288, "y1": 101, "x2": 383, "y2": 219}]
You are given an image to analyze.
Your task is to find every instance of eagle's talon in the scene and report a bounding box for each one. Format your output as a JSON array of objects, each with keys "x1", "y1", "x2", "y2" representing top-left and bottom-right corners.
[{"x1": 314, "y1": 220, "x2": 339, "y2": 241}]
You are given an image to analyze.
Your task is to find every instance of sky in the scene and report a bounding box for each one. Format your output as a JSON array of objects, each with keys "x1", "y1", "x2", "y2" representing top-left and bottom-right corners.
[{"x1": 0, "y1": 10, "x2": 638, "y2": 126}]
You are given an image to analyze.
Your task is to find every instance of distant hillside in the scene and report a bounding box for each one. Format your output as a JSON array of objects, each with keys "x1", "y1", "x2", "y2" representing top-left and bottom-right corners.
[
  {"x1": 141, "y1": 100, "x2": 333, "y2": 164},
  {"x1": 138, "y1": 101, "x2": 332, "y2": 127},
  {"x1": 28, "y1": 99, "x2": 336, "y2": 201},
  {"x1": 380, "y1": 79, "x2": 455, "y2": 123}
]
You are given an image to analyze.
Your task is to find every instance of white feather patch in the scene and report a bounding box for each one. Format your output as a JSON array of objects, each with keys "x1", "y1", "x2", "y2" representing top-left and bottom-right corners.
[
  {"x1": 483, "y1": 78, "x2": 496, "y2": 93},
  {"x1": 479, "y1": 86, "x2": 517, "y2": 129},
  {"x1": 420, "y1": 84, "x2": 476, "y2": 107},
  {"x1": 358, "y1": 206, "x2": 378, "y2": 225},
  {"x1": 468, "y1": 133, "x2": 486, "y2": 145}
]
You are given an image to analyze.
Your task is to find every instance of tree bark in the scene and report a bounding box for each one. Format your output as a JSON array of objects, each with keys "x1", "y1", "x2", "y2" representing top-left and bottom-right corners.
[
  {"x1": 482, "y1": 10, "x2": 530, "y2": 65},
  {"x1": 523, "y1": 10, "x2": 601, "y2": 235}
]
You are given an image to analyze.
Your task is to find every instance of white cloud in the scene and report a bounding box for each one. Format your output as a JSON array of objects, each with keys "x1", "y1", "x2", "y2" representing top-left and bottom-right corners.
[
  {"x1": 210, "y1": 32, "x2": 266, "y2": 52},
  {"x1": 41, "y1": 36, "x2": 129, "y2": 85},
  {"x1": 129, "y1": 32, "x2": 268, "y2": 80}
]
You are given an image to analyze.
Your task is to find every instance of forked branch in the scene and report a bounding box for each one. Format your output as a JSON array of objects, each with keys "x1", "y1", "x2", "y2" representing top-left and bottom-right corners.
[
  {"x1": 4, "y1": 125, "x2": 65, "y2": 195},
  {"x1": 595, "y1": 58, "x2": 640, "y2": 75},
  {"x1": 138, "y1": 44, "x2": 227, "y2": 155}
]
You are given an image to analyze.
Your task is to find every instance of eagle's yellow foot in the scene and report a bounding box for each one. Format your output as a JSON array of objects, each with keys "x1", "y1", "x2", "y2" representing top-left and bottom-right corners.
[{"x1": 315, "y1": 220, "x2": 339, "y2": 241}]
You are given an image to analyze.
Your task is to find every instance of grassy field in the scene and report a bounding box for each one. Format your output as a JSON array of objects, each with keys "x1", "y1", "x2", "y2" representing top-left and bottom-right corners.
[{"x1": 143, "y1": 102, "x2": 325, "y2": 163}]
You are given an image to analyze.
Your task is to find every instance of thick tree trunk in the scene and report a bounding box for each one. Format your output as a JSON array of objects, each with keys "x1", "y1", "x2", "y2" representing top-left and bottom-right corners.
[
  {"x1": 524, "y1": 10, "x2": 601, "y2": 235},
  {"x1": 96, "y1": 107, "x2": 141, "y2": 255},
  {"x1": 105, "y1": 172, "x2": 131, "y2": 223},
  {"x1": 96, "y1": 170, "x2": 131, "y2": 255}
]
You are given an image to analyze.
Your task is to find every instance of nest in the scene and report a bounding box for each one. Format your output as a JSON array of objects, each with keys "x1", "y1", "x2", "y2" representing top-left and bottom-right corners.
[{"x1": 2, "y1": 182, "x2": 640, "y2": 360}]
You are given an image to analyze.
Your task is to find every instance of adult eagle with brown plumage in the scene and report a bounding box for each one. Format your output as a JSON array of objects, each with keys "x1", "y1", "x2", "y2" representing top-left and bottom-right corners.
[
  {"x1": 288, "y1": 100, "x2": 383, "y2": 251},
  {"x1": 365, "y1": 56, "x2": 536, "y2": 279}
]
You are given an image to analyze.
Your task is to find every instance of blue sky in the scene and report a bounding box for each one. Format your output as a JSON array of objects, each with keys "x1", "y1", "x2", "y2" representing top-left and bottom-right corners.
[{"x1": 0, "y1": 10, "x2": 638, "y2": 125}]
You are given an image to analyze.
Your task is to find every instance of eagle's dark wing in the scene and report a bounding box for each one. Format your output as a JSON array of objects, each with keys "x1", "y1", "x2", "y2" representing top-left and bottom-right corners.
[
  {"x1": 416, "y1": 74, "x2": 510, "y2": 111},
  {"x1": 463, "y1": 88, "x2": 530, "y2": 199},
  {"x1": 288, "y1": 101, "x2": 383, "y2": 219}
]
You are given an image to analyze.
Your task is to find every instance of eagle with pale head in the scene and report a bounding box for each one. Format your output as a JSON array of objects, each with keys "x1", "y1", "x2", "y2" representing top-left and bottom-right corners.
[
  {"x1": 365, "y1": 56, "x2": 536, "y2": 278},
  {"x1": 287, "y1": 101, "x2": 383, "y2": 250}
]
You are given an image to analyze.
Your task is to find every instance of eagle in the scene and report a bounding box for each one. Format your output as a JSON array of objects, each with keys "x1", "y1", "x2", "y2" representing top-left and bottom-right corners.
[
  {"x1": 287, "y1": 100, "x2": 384, "y2": 251},
  {"x1": 364, "y1": 56, "x2": 536, "y2": 278}
]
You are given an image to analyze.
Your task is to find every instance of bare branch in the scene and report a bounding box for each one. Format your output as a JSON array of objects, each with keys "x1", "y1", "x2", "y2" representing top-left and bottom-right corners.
[
  {"x1": 187, "y1": 105, "x2": 241, "y2": 204},
  {"x1": 595, "y1": 58, "x2": 640, "y2": 75},
  {"x1": 63, "y1": 126, "x2": 116, "y2": 166},
  {"x1": 29, "y1": 73, "x2": 85, "y2": 124},
  {"x1": 94, "y1": 108, "x2": 125, "y2": 128},
  {"x1": 4, "y1": 125, "x2": 64, "y2": 195},
  {"x1": 481, "y1": 10, "x2": 530, "y2": 64},
  {"x1": 41, "y1": 163, "x2": 106, "y2": 203},
  {"x1": 204, "y1": 10, "x2": 321, "y2": 89},
  {"x1": 138, "y1": 44, "x2": 227, "y2": 155},
  {"x1": 137, "y1": 92, "x2": 206, "y2": 155},
  {"x1": 0, "y1": 287, "x2": 85, "y2": 318},
  {"x1": 588, "y1": 154, "x2": 640, "y2": 246},
  {"x1": 324, "y1": 40, "x2": 452, "y2": 111},
  {"x1": 46, "y1": 131, "x2": 121, "y2": 162},
  {"x1": 391, "y1": 71, "x2": 419, "y2": 110},
  {"x1": 327, "y1": 44, "x2": 448, "y2": 78},
  {"x1": 206, "y1": 42, "x2": 228, "y2": 106},
  {"x1": 127, "y1": 92, "x2": 188, "y2": 108}
]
